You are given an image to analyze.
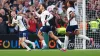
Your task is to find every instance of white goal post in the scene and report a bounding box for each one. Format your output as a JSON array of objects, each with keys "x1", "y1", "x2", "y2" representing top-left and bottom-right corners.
[{"x1": 75, "y1": 0, "x2": 100, "y2": 49}]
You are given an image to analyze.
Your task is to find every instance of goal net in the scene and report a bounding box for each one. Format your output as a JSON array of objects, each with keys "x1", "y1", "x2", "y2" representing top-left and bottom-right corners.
[{"x1": 75, "y1": 0, "x2": 100, "y2": 49}]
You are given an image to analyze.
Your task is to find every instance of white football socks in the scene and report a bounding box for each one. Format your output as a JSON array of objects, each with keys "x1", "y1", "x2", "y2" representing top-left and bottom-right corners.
[
  {"x1": 22, "y1": 42, "x2": 30, "y2": 50},
  {"x1": 25, "y1": 40, "x2": 33, "y2": 44},
  {"x1": 63, "y1": 35, "x2": 69, "y2": 49},
  {"x1": 42, "y1": 40, "x2": 47, "y2": 46},
  {"x1": 77, "y1": 34, "x2": 90, "y2": 41},
  {"x1": 24, "y1": 40, "x2": 35, "y2": 49},
  {"x1": 57, "y1": 39, "x2": 62, "y2": 46}
]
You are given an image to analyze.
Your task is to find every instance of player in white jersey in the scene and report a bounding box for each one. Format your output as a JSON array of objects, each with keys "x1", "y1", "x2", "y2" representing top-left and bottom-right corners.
[
  {"x1": 33, "y1": 4, "x2": 63, "y2": 49},
  {"x1": 60, "y1": 1, "x2": 94, "y2": 52},
  {"x1": 9, "y1": 11, "x2": 35, "y2": 51}
]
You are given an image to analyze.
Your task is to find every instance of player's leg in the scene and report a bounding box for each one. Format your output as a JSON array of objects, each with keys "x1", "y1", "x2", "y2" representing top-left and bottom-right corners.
[
  {"x1": 37, "y1": 29, "x2": 47, "y2": 49},
  {"x1": 19, "y1": 31, "x2": 31, "y2": 51},
  {"x1": 60, "y1": 26, "x2": 72, "y2": 52},
  {"x1": 62, "y1": 32, "x2": 70, "y2": 51},
  {"x1": 19, "y1": 38, "x2": 25, "y2": 48},
  {"x1": 49, "y1": 31, "x2": 63, "y2": 47},
  {"x1": 24, "y1": 39, "x2": 36, "y2": 49},
  {"x1": 22, "y1": 37, "x2": 31, "y2": 51},
  {"x1": 23, "y1": 31, "x2": 35, "y2": 49},
  {"x1": 74, "y1": 26, "x2": 94, "y2": 46},
  {"x1": 60, "y1": 25, "x2": 77, "y2": 52}
]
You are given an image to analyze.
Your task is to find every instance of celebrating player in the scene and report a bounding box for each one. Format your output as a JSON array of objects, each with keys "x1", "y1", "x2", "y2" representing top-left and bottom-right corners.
[
  {"x1": 60, "y1": 1, "x2": 94, "y2": 52},
  {"x1": 8, "y1": 11, "x2": 35, "y2": 51},
  {"x1": 33, "y1": 4, "x2": 63, "y2": 49}
]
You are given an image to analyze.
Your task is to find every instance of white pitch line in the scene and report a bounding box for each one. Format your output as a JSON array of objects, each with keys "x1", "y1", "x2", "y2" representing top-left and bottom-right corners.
[
  {"x1": 0, "y1": 49, "x2": 100, "y2": 51},
  {"x1": 0, "y1": 49, "x2": 60, "y2": 51},
  {"x1": 74, "y1": 49, "x2": 100, "y2": 50}
]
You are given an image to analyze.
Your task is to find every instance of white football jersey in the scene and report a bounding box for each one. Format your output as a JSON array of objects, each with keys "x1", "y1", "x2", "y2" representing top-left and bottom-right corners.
[
  {"x1": 12, "y1": 16, "x2": 27, "y2": 31},
  {"x1": 35, "y1": 10, "x2": 53, "y2": 26},
  {"x1": 67, "y1": 7, "x2": 78, "y2": 26}
]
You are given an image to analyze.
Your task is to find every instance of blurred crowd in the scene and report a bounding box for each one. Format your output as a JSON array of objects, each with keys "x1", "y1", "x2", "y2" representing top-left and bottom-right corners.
[
  {"x1": 0, "y1": 0, "x2": 99, "y2": 34},
  {"x1": 86, "y1": 0, "x2": 100, "y2": 20},
  {"x1": 0, "y1": 0, "x2": 68, "y2": 34}
]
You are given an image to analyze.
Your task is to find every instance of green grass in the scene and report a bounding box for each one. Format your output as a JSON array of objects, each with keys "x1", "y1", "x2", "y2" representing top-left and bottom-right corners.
[{"x1": 0, "y1": 49, "x2": 100, "y2": 56}]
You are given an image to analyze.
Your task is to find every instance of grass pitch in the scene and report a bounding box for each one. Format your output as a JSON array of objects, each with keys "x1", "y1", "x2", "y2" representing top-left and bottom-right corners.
[{"x1": 0, "y1": 49, "x2": 100, "y2": 56}]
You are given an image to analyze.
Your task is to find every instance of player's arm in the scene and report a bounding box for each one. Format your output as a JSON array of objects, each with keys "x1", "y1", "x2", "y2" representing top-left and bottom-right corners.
[
  {"x1": 69, "y1": 11, "x2": 75, "y2": 22},
  {"x1": 8, "y1": 18, "x2": 15, "y2": 26},
  {"x1": 46, "y1": 13, "x2": 53, "y2": 22},
  {"x1": 34, "y1": 12, "x2": 41, "y2": 18},
  {"x1": 23, "y1": 17, "x2": 29, "y2": 26},
  {"x1": 66, "y1": 11, "x2": 75, "y2": 24},
  {"x1": 62, "y1": 16, "x2": 68, "y2": 23},
  {"x1": 33, "y1": 8, "x2": 41, "y2": 18}
]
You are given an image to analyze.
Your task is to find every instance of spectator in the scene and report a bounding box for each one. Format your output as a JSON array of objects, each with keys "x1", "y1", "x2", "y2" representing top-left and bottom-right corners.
[
  {"x1": 97, "y1": 11, "x2": 100, "y2": 28},
  {"x1": 0, "y1": 4, "x2": 2, "y2": 9},
  {"x1": 23, "y1": 1, "x2": 30, "y2": 13},
  {"x1": 0, "y1": 9, "x2": 8, "y2": 21},
  {"x1": 18, "y1": 4, "x2": 24, "y2": 14},
  {"x1": 89, "y1": 19, "x2": 99, "y2": 32},
  {"x1": 28, "y1": 13, "x2": 37, "y2": 34},
  {"x1": 48, "y1": 0, "x2": 57, "y2": 6},
  {"x1": 52, "y1": 7, "x2": 61, "y2": 27},
  {"x1": 0, "y1": 17, "x2": 8, "y2": 34},
  {"x1": 39, "y1": 0, "x2": 44, "y2": 4},
  {"x1": 12, "y1": 6, "x2": 19, "y2": 14},
  {"x1": 3, "y1": 2, "x2": 11, "y2": 18}
]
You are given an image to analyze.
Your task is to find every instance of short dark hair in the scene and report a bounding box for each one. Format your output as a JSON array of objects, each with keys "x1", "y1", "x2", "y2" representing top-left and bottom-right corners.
[
  {"x1": 68, "y1": 1, "x2": 75, "y2": 8},
  {"x1": 26, "y1": 10, "x2": 30, "y2": 13},
  {"x1": 0, "y1": 14, "x2": 2, "y2": 17},
  {"x1": 42, "y1": 3, "x2": 47, "y2": 9}
]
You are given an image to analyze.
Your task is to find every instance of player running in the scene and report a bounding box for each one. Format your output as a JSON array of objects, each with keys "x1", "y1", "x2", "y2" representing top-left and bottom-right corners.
[
  {"x1": 33, "y1": 4, "x2": 63, "y2": 49},
  {"x1": 8, "y1": 11, "x2": 35, "y2": 51},
  {"x1": 60, "y1": 1, "x2": 94, "y2": 52}
]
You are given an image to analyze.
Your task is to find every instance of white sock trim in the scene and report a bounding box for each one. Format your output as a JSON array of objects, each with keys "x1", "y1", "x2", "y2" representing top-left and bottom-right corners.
[
  {"x1": 57, "y1": 39, "x2": 62, "y2": 46},
  {"x1": 64, "y1": 35, "x2": 69, "y2": 49},
  {"x1": 22, "y1": 42, "x2": 30, "y2": 50},
  {"x1": 77, "y1": 34, "x2": 90, "y2": 41},
  {"x1": 25, "y1": 40, "x2": 33, "y2": 44},
  {"x1": 42, "y1": 40, "x2": 47, "y2": 46}
]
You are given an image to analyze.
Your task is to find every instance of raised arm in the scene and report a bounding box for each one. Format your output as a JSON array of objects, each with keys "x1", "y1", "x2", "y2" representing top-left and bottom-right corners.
[
  {"x1": 46, "y1": 12, "x2": 53, "y2": 21},
  {"x1": 33, "y1": 7, "x2": 41, "y2": 18}
]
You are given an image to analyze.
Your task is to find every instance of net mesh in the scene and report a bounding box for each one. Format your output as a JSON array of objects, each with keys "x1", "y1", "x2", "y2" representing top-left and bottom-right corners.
[
  {"x1": 86, "y1": 0, "x2": 100, "y2": 49},
  {"x1": 75, "y1": 0, "x2": 100, "y2": 49}
]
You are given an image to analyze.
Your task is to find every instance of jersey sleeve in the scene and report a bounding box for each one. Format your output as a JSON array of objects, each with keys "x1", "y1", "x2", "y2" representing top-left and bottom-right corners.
[
  {"x1": 35, "y1": 12, "x2": 41, "y2": 18},
  {"x1": 46, "y1": 11, "x2": 53, "y2": 21},
  {"x1": 11, "y1": 16, "x2": 22, "y2": 25},
  {"x1": 69, "y1": 8, "x2": 75, "y2": 15},
  {"x1": 67, "y1": 8, "x2": 75, "y2": 20},
  {"x1": 17, "y1": 16, "x2": 23, "y2": 20},
  {"x1": 11, "y1": 18, "x2": 15, "y2": 25}
]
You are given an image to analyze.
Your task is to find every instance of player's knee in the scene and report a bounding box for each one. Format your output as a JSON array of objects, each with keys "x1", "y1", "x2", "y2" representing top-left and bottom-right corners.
[
  {"x1": 66, "y1": 32, "x2": 70, "y2": 36},
  {"x1": 37, "y1": 33, "x2": 41, "y2": 37},
  {"x1": 50, "y1": 34, "x2": 58, "y2": 40},
  {"x1": 74, "y1": 30, "x2": 80, "y2": 36},
  {"x1": 19, "y1": 40, "x2": 21, "y2": 42},
  {"x1": 38, "y1": 31, "x2": 42, "y2": 36},
  {"x1": 37, "y1": 33, "x2": 44, "y2": 40},
  {"x1": 49, "y1": 34, "x2": 54, "y2": 38},
  {"x1": 19, "y1": 39, "x2": 23, "y2": 43}
]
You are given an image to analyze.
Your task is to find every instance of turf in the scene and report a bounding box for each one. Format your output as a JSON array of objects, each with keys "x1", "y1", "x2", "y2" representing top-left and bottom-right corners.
[{"x1": 0, "y1": 49, "x2": 100, "y2": 56}]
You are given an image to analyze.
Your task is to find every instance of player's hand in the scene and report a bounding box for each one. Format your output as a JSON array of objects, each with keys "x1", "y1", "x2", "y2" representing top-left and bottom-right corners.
[
  {"x1": 33, "y1": 7, "x2": 36, "y2": 12},
  {"x1": 64, "y1": 17, "x2": 68, "y2": 24},
  {"x1": 44, "y1": 20, "x2": 48, "y2": 23},
  {"x1": 27, "y1": 25, "x2": 30, "y2": 29},
  {"x1": 66, "y1": 21, "x2": 69, "y2": 24},
  {"x1": 8, "y1": 23, "x2": 11, "y2": 26},
  {"x1": 6, "y1": 21, "x2": 9, "y2": 24},
  {"x1": 70, "y1": 11, "x2": 75, "y2": 18}
]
